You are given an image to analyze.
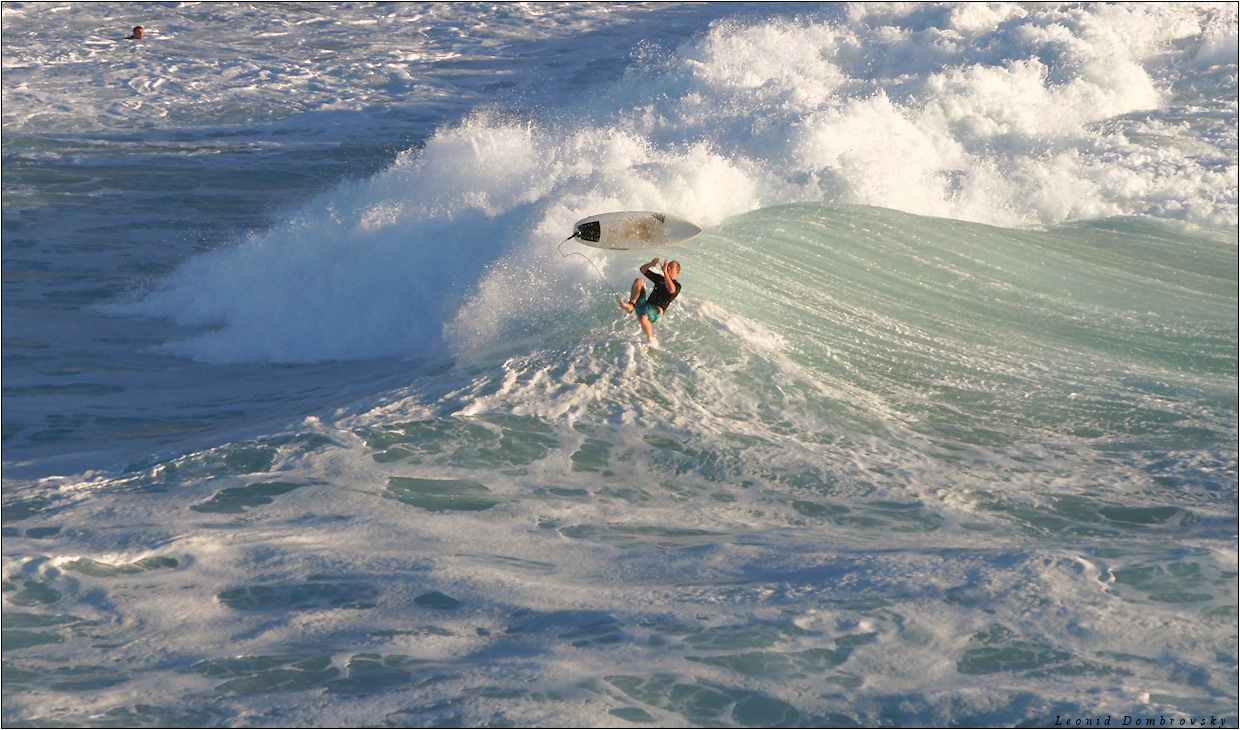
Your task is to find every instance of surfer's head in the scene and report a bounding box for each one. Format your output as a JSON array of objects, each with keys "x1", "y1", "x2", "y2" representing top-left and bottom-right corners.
[
  {"x1": 666, "y1": 260, "x2": 680, "y2": 279},
  {"x1": 127, "y1": 26, "x2": 144, "y2": 39}
]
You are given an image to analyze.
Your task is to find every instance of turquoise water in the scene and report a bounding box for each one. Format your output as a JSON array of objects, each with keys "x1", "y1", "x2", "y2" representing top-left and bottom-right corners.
[{"x1": 3, "y1": 3, "x2": 1236, "y2": 726}]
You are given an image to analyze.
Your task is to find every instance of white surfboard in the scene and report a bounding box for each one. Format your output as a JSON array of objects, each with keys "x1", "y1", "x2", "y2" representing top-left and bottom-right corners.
[{"x1": 571, "y1": 211, "x2": 702, "y2": 250}]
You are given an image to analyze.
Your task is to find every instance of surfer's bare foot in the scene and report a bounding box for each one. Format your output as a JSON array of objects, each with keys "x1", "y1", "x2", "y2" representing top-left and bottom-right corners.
[{"x1": 618, "y1": 298, "x2": 634, "y2": 313}]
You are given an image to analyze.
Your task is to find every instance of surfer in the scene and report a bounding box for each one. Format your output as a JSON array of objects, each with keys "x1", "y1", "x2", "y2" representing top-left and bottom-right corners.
[
  {"x1": 126, "y1": 26, "x2": 144, "y2": 39},
  {"x1": 619, "y1": 257, "x2": 680, "y2": 344}
]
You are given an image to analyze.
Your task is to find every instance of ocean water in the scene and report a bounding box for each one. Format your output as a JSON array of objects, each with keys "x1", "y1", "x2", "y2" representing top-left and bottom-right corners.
[{"x1": 2, "y1": 2, "x2": 1237, "y2": 727}]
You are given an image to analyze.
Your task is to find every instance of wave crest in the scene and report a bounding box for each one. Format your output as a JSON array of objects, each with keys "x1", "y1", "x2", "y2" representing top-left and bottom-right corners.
[{"x1": 109, "y1": 3, "x2": 1235, "y2": 364}]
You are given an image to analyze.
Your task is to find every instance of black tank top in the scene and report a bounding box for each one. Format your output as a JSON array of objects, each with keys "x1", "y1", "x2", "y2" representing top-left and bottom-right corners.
[{"x1": 644, "y1": 269, "x2": 680, "y2": 311}]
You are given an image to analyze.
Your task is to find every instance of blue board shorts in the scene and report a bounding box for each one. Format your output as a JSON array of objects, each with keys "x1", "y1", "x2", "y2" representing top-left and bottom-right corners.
[{"x1": 634, "y1": 292, "x2": 661, "y2": 323}]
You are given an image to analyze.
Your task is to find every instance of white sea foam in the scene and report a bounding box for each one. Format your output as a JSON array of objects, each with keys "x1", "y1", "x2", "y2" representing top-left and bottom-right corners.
[
  {"x1": 0, "y1": 2, "x2": 678, "y2": 135},
  {"x1": 4, "y1": 5, "x2": 1235, "y2": 727},
  {"x1": 84, "y1": 1, "x2": 1236, "y2": 364}
]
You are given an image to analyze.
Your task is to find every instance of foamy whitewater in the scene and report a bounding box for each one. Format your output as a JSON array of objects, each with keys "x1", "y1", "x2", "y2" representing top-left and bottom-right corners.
[{"x1": 3, "y1": 2, "x2": 1237, "y2": 727}]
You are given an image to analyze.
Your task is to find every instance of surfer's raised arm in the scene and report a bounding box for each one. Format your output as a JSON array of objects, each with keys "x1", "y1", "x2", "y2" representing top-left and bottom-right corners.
[
  {"x1": 639, "y1": 257, "x2": 661, "y2": 275},
  {"x1": 642, "y1": 257, "x2": 678, "y2": 295}
]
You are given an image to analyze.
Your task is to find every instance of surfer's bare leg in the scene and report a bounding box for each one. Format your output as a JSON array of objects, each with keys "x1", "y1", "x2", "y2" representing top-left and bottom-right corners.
[
  {"x1": 619, "y1": 278, "x2": 644, "y2": 313},
  {"x1": 637, "y1": 314, "x2": 654, "y2": 343}
]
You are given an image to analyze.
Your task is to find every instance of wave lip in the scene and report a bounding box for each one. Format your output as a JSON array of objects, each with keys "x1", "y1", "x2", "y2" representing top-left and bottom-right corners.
[{"x1": 104, "y1": 3, "x2": 1236, "y2": 365}]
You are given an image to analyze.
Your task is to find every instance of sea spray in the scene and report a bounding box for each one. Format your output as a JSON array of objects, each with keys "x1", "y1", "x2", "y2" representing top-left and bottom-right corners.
[
  {"x1": 99, "y1": 3, "x2": 1238, "y2": 365},
  {"x1": 2, "y1": 4, "x2": 1235, "y2": 727}
]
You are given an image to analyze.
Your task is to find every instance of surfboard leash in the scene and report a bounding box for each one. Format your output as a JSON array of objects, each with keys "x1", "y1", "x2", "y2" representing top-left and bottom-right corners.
[{"x1": 557, "y1": 234, "x2": 621, "y2": 299}]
